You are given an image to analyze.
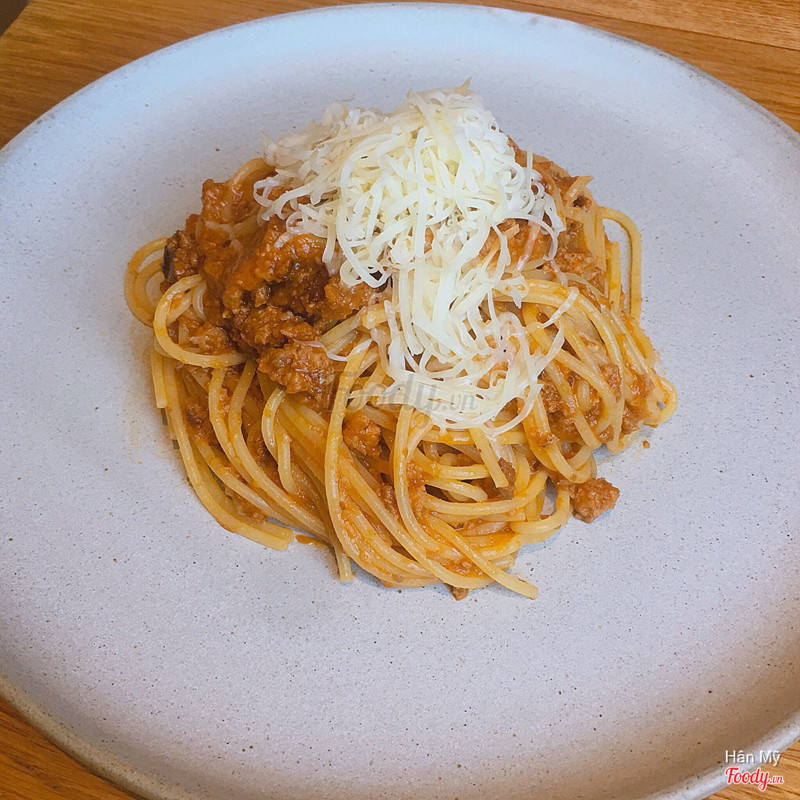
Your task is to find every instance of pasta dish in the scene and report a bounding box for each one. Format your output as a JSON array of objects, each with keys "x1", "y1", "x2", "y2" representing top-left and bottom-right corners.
[{"x1": 125, "y1": 86, "x2": 676, "y2": 599}]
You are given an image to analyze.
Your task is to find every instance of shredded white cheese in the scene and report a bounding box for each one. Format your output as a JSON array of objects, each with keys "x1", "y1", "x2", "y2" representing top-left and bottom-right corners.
[{"x1": 254, "y1": 85, "x2": 567, "y2": 432}]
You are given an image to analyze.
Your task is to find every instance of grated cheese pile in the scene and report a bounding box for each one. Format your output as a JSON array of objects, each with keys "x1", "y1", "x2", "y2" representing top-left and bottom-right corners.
[{"x1": 254, "y1": 86, "x2": 568, "y2": 432}]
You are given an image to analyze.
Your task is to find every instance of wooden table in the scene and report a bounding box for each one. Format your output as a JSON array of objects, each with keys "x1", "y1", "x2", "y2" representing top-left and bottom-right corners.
[{"x1": 1, "y1": 1, "x2": 798, "y2": 798}]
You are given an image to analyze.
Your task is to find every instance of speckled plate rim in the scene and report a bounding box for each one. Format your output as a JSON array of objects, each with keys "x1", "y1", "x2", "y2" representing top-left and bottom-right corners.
[
  {"x1": 2, "y1": 669, "x2": 799, "y2": 800},
  {"x1": 0, "y1": 4, "x2": 798, "y2": 800}
]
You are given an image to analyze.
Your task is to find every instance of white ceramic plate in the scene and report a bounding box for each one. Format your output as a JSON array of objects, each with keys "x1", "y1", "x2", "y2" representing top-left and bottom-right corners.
[{"x1": 1, "y1": 5, "x2": 798, "y2": 800}]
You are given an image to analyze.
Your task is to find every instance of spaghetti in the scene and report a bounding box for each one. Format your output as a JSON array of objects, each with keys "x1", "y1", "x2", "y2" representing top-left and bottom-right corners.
[{"x1": 125, "y1": 87, "x2": 676, "y2": 599}]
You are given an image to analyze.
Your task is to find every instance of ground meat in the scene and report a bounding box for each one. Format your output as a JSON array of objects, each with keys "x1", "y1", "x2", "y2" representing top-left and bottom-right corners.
[
  {"x1": 184, "y1": 397, "x2": 216, "y2": 443},
  {"x1": 569, "y1": 477, "x2": 619, "y2": 523},
  {"x1": 449, "y1": 586, "x2": 469, "y2": 601},
  {"x1": 406, "y1": 462, "x2": 428, "y2": 512},
  {"x1": 185, "y1": 398, "x2": 206, "y2": 428},
  {"x1": 235, "y1": 217, "x2": 325, "y2": 288},
  {"x1": 201, "y1": 176, "x2": 264, "y2": 225},
  {"x1": 497, "y1": 458, "x2": 517, "y2": 497},
  {"x1": 596, "y1": 425, "x2": 615, "y2": 444},
  {"x1": 480, "y1": 458, "x2": 517, "y2": 500},
  {"x1": 530, "y1": 428, "x2": 558, "y2": 447},
  {"x1": 572, "y1": 191, "x2": 591, "y2": 210},
  {"x1": 377, "y1": 482, "x2": 400, "y2": 518},
  {"x1": 600, "y1": 363, "x2": 622, "y2": 397},
  {"x1": 541, "y1": 379, "x2": 585, "y2": 443},
  {"x1": 621, "y1": 372, "x2": 654, "y2": 434},
  {"x1": 186, "y1": 322, "x2": 233, "y2": 355},
  {"x1": 342, "y1": 409, "x2": 382, "y2": 458},
  {"x1": 246, "y1": 428, "x2": 282, "y2": 483},
  {"x1": 375, "y1": 464, "x2": 428, "y2": 515},
  {"x1": 163, "y1": 171, "x2": 384, "y2": 408},
  {"x1": 163, "y1": 219, "x2": 201, "y2": 283},
  {"x1": 541, "y1": 383, "x2": 566, "y2": 415},
  {"x1": 540, "y1": 371, "x2": 616, "y2": 444},
  {"x1": 216, "y1": 215, "x2": 329, "y2": 321},
  {"x1": 621, "y1": 407, "x2": 646, "y2": 435},
  {"x1": 266, "y1": 259, "x2": 329, "y2": 317},
  {"x1": 235, "y1": 306, "x2": 316, "y2": 351},
  {"x1": 257, "y1": 340, "x2": 336, "y2": 403},
  {"x1": 323, "y1": 275, "x2": 380, "y2": 322},
  {"x1": 554, "y1": 221, "x2": 605, "y2": 291}
]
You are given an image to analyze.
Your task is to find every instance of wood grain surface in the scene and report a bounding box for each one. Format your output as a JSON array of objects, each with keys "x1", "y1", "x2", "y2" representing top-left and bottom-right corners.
[{"x1": 0, "y1": 1, "x2": 798, "y2": 799}]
